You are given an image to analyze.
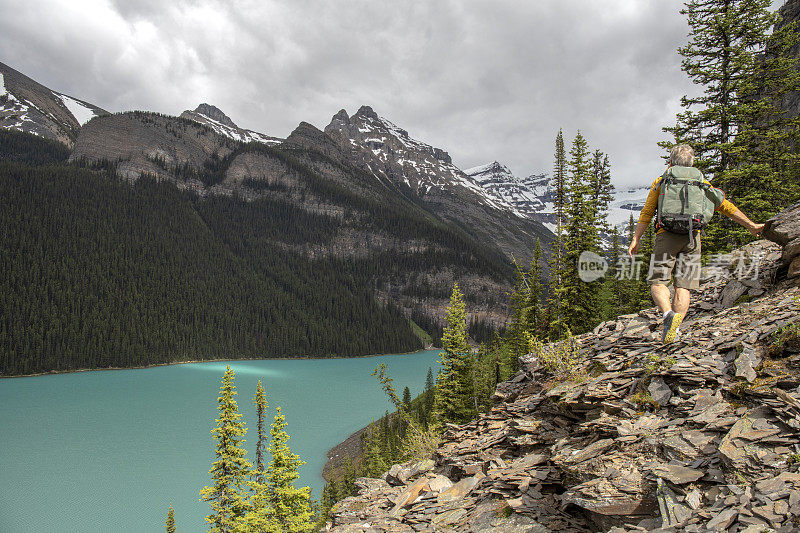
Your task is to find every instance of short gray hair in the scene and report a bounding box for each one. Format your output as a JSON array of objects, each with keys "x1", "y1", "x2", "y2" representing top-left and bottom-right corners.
[{"x1": 670, "y1": 144, "x2": 694, "y2": 167}]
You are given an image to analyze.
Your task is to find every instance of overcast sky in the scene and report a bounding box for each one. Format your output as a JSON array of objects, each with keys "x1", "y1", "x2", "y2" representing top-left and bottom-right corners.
[{"x1": 0, "y1": 0, "x2": 787, "y2": 188}]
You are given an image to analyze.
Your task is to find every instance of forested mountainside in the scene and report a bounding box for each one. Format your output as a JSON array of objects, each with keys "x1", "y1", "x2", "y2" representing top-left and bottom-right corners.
[
  {"x1": 0, "y1": 59, "x2": 554, "y2": 376},
  {"x1": 0, "y1": 122, "x2": 517, "y2": 375},
  {"x1": 68, "y1": 109, "x2": 540, "y2": 324},
  {"x1": 0, "y1": 130, "x2": 426, "y2": 374}
]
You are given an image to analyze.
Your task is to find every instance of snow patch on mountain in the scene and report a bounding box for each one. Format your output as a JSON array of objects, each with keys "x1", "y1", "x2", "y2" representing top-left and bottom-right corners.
[
  {"x1": 465, "y1": 162, "x2": 547, "y2": 219},
  {"x1": 180, "y1": 104, "x2": 282, "y2": 146},
  {"x1": 608, "y1": 186, "x2": 649, "y2": 229},
  {"x1": 0, "y1": 82, "x2": 39, "y2": 134},
  {"x1": 55, "y1": 93, "x2": 96, "y2": 126}
]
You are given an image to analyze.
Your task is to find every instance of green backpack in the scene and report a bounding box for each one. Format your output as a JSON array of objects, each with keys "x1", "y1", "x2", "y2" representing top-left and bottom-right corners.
[{"x1": 656, "y1": 166, "x2": 726, "y2": 241}]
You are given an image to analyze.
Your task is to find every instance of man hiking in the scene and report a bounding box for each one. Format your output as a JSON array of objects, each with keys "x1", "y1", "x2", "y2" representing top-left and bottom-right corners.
[{"x1": 627, "y1": 144, "x2": 764, "y2": 344}]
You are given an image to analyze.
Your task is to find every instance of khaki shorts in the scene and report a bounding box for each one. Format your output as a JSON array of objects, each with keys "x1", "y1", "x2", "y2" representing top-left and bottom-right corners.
[{"x1": 647, "y1": 231, "x2": 701, "y2": 290}]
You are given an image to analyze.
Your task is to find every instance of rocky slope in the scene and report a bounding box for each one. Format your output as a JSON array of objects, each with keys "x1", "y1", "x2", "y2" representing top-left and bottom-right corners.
[
  {"x1": 179, "y1": 103, "x2": 282, "y2": 145},
  {"x1": 326, "y1": 203, "x2": 800, "y2": 532},
  {"x1": 0, "y1": 61, "x2": 107, "y2": 147},
  {"x1": 70, "y1": 111, "x2": 239, "y2": 190},
  {"x1": 324, "y1": 106, "x2": 553, "y2": 263}
]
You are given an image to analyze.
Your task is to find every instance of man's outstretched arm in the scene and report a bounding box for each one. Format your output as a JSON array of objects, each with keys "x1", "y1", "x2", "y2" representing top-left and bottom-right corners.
[{"x1": 726, "y1": 208, "x2": 764, "y2": 236}]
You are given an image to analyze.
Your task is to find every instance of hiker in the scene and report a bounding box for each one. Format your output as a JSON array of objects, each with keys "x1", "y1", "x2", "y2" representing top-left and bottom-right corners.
[{"x1": 627, "y1": 144, "x2": 764, "y2": 343}]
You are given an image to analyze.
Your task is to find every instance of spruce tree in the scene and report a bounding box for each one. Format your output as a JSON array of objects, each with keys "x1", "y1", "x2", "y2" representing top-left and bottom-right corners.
[
  {"x1": 664, "y1": 0, "x2": 775, "y2": 178},
  {"x1": 200, "y1": 366, "x2": 252, "y2": 533},
  {"x1": 548, "y1": 130, "x2": 568, "y2": 335},
  {"x1": 362, "y1": 423, "x2": 391, "y2": 477},
  {"x1": 524, "y1": 239, "x2": 545, "y2": 336},
  {"x1": 508, "y1": 261, "x2": 530, "y2": 362},
  {"x1": 234, "y1": 382, "x2": 280, "y2": 533},
  {"x1": 265, "y1": 407, "x2": 314, "y2": 533},
  {"x1": 165, "y1": 503, "x2": 176, "y2": 533},
  {"x1": 719, "y1": 10, "x2": 800, "y2": 248},
  {"x1": 559, "y1": 131, "x2": 600, "y2": 335},
  {"x1": 665, "y1": 0, "x2": 800, "y2": 251},
  {"x1": 254, "y1": 381, "x2": 268, "y2": 483},
  {"x1": 605, "y1": 226, "x2": 625, "y2": 318},
  {"x1": 589, "y1": 151, "x2": 614, "y2": 234},
  {"x1": 433, "y1": 283, "x2": 475, "y2": 424}
]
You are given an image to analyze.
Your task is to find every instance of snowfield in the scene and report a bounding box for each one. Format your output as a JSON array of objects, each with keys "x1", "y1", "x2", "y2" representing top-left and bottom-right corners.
[{"x1": 55, "y1": 93, "x2": 96, "y2": 126}]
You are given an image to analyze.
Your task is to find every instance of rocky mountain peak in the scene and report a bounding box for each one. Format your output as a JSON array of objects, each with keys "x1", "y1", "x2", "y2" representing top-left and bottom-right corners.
[
  {"x1": 327, "y1": 202, "x2": 800, "y2": 532},
  {"x1": 0, "y1": 60, "x2": 107, "y2": 147},
  {"x1": 355, "y1": 105, "x2": 379, "y2": 120},
  {"x1": 192, "y1": 103, "x2": 237, "y2": 129},
  {"x1": 179, "y1": 103, "x2": 282, "y2": 146},
  {"x1": 321, "y1": 106, "x2": 553, "y2": 261},
  {"x1": 332, "y1": 108, "x2": 349, "y2": 122},
  {"x1": 285, "y1": 120, "x2": 341, "y2": 155}
]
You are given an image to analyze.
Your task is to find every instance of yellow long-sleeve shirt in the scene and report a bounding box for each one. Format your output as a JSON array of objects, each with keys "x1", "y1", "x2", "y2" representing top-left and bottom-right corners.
[{"x1": 637, "y1": 170, "x2": 738, "y2": 233}]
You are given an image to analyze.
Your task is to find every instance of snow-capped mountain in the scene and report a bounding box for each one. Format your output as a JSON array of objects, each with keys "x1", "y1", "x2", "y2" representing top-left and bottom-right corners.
[
  {"x1": 324, "y1": 106, "x2": 515, "y2": 212},
  {"x1": 180, "y1": 103, "x2": 282, "y2": 145},
  {"x1": 0, "y1": 61, "x2": 107, "y2": 146},
  {"x1": 465, "y1": 161, "x2": 550, "y2": 218},
  {"x1": 323, "y1": 106, "x2": 553, "y2": 261},
  {"x1": 465, "y1": 161, "x2": 648, "y2": 235},
  {"x1": 607, "y1": 185, "x2": 650, "y2": 231}
]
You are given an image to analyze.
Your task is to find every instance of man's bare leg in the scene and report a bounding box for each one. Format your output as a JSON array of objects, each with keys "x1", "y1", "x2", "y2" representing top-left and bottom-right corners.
[
  {"x1": 650, "y1": 283, "x2": 672, "y2": 314},
  {"x1": 672, "y1": 287, "x2": 690, "y2": 316}
]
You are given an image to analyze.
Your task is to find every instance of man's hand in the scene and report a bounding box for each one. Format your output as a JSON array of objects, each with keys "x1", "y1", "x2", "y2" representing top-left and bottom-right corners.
[
  {"x1": 628, "y1": 237, "x2": 640, "y2": 257},
  {"x1": 749, "y1": 223, "x2": 765, "y2": 236}
]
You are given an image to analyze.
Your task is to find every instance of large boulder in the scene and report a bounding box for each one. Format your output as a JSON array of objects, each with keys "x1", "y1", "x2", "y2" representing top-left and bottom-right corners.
[{"x1": 764, "y1": 202, "x2": 800, "y2": 278}]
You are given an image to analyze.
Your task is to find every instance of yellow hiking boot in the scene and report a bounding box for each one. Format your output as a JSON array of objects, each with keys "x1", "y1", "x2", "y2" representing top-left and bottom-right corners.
[{"x1": 662, "y1": 312, "x2": 683, "y2": 344}]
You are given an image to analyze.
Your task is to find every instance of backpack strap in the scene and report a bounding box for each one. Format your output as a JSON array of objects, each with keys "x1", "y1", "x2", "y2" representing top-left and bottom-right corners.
[{"x1": 656, "y1": 167, "x2": 672, "y2": 230}]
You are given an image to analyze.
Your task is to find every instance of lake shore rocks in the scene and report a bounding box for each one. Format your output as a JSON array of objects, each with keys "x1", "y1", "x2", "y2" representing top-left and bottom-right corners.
[{"x1": 326, "y1": 217, "x2": 800, "y2": 532}]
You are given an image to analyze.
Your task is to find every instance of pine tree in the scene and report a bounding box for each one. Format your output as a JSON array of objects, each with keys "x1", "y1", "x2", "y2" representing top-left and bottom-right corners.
[
  {"x1": 507, "y1": 261, "x2": 530, "y2": 362},
  {"x1": 165, "y1": 503, "x2": 176, "y2": 533},
  {"x1": 665, "y1": 0, "x2": 800, "y2": 251},
  {"x1": 265, "y1": 406, "x2": 314, "y2": 533},
  {"x1": 664, "y1": 0, "x2": 775, "y2": 178},
  {"x1": 717, "y1": 10, "x2": 800, "y2": 249},
  {"x1": 254, "y1": 381, "x2": 268, "y2": 483},
  {"x1": 402, "y1": 386, "x2": 412, "y2": 408},
  {"x1": 548, "y1": 130, "x2": 568, "y2": 335},
  {"x1": 433, "y1": 283, "x2": 475, "y2": 424},
  {"x1": 200, "y1": 366, "x2": 252, "y2": 533},
  {"x1": 524, "y1": 239, "x2": 545, "y2": 336},
  {"x1": 559, "y1": 131, "x2": 600, "y2": 335}
]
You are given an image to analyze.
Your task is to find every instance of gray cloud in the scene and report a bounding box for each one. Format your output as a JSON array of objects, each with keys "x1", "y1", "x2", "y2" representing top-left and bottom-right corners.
[{"x1": 0, "y1": 0, "x2": 783, "y2": 187}]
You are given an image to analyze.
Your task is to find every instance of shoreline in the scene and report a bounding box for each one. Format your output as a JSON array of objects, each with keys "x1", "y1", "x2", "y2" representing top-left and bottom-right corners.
[{"x1": 0, "y1": 346, "x2": 440, "y2": 380}]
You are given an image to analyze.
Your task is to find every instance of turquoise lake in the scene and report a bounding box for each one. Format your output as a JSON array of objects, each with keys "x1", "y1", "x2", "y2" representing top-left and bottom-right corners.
[{"x1": 0, "y1": 350, "x2": 441, "y2": 532}]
